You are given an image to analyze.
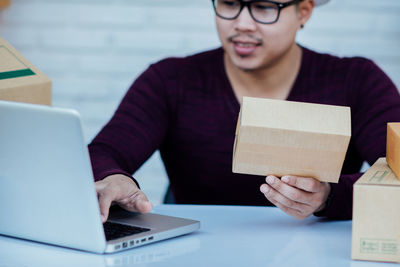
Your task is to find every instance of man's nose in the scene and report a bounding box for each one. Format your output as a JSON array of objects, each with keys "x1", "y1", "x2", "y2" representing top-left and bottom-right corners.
[{"x1": 235, "y1": 6, "x2": 257, "y2": 32}]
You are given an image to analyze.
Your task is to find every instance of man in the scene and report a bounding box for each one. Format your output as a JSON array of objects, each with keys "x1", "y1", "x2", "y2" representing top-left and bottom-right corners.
[{"x1": 89, "y1": 0, "x2": 400, "y2": 222}]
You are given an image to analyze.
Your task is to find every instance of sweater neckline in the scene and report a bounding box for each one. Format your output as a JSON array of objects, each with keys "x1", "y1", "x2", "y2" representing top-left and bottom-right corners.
[{"x1": 218, "y1": 45, "x2": 308, "y2": 115}]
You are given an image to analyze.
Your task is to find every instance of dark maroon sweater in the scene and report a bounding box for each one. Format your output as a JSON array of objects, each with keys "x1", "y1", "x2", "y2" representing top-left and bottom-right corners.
[{"x1": 88, "y1": 46, "x2": 400, "y2": 219}]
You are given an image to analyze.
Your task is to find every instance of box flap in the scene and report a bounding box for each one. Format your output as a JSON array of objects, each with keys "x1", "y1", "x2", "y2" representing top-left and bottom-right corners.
[
  {"x1": 241, "y1": 97, "x2": 351, "y2": 136},
  {"x1": 0, "y1": 37, "x2": 51, "y2": 88},
  {"x1": 387, "y1": 123, "x2": 400, "y2": 180},
  {"x1": 356, "y1": 158, "x2": 400, "y2": 186},
  {"x1": 388, "y1": 123, "x2": 400, "y2": 137}
]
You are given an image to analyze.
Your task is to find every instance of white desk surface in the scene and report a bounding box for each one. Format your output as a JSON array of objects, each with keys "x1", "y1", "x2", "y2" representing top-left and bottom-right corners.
[{"x1": 0, "y1": 204, "x2": 393, "y2": 267}]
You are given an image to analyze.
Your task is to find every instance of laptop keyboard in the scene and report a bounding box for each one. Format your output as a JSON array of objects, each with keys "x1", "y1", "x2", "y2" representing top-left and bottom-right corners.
[{"x1": 103, "y1": 221, "x2": 151, "y2": 241}]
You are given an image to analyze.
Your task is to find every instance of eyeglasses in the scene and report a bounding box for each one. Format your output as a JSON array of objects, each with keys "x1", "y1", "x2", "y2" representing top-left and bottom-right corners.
[{"x1": 211, "y1": 0, "x2": 302, "y2": 24}]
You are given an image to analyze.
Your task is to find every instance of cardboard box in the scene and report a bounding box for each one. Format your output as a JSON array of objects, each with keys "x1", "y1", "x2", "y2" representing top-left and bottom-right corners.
[
  {"x1": 387, "y1": 123, "x2": 400, "y2": 180},
  {"x1": 232, "y1": 97, "x2": 351, "y2": 183},
  {"x1": 352, "y1": 158, "x2": 400, "y2": 263},
  {"x1": 0, "y1": 37, "x2": 51, "y2": 105},
  {"x1": 0, "y1": 0, "x2": 10, "y2": 9}
]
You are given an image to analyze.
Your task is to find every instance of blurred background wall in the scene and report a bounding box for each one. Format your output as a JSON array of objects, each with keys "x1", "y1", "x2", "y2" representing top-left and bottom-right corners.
[{"x1": 0, "y1": 0, "x2": 399, "y2": 204}]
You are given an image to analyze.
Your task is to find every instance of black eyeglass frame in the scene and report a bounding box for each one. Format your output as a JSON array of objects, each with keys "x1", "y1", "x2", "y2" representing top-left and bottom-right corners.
[{"x1": 211, "y1": 0, "x2": 303, "y2": 25}]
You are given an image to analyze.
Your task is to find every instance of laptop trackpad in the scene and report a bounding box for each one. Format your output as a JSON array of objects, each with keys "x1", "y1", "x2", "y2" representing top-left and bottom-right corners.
[{"x1": 108, "y1": 205, "x2": 197, "y2": 231}]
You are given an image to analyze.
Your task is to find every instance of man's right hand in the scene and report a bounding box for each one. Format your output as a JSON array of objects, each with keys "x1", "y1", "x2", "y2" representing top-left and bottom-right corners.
[{"x1": 95, "y1": 174, "x2": 153, "y2": 223}]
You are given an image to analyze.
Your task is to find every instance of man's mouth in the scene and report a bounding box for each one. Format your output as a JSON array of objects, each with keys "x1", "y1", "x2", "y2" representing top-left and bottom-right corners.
[
  {"x1": 232, "y1": 41, "x2": 261, "y2": 56},
  {"x1": 234, "y1": 42, "x2": 259, "y2": 47},
  {"x1": 228, "y1": 34, "x2": 263, "y2": 56}
]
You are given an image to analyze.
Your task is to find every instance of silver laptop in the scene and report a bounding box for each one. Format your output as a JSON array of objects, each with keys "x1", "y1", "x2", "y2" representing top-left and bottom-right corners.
[{"x1": 0, "y1": 100, "x2": 200, "y2": 254}]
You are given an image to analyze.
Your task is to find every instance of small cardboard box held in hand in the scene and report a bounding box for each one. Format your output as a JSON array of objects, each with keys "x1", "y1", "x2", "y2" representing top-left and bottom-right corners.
[
  {"x1": 352, "y1": 158, "x2": 400, "y2": 263},
  {"x1": 0, "y1": 37, "x2": 51, "y2": 105},
  {"x1": 232, "y1": 97, "x2": 351, "y2": 183}
]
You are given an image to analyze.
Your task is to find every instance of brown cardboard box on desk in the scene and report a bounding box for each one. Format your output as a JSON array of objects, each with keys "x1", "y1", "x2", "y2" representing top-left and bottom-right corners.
[
  {"x1": 352, "y1": 158, "x2": 400, "y2": 263},
  {"x1": 0, "y1": 37, "x2": 51, "y2": 105},
  {"x1": 232, "y1": 97, "x2": 351, "y2": 183},
  {"x1": 387, "y1": 123, "x2": 400, "y2": 180}
]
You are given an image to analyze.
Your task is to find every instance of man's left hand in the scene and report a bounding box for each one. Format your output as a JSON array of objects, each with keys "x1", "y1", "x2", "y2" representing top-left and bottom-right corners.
[{"x1": 260, "y1": 175, "x2": 331, "y2": 220}]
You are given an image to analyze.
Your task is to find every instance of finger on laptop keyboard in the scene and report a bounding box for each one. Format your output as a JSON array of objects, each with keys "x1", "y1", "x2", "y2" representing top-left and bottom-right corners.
[
  {"x1": 97, "y1": 190, "x2": 113, "y2": 223},
  {"x1": 118, "y1": 191, "x2": 153, "y2": 214},
  {"x1": 134, "y1": 195, "x2": 153, "y2": 213}
]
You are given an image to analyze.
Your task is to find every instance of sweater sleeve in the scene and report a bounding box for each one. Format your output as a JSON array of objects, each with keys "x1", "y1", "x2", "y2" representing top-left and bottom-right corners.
[
  {"x1": 88, "y1": 63, "x2": 171, "y2": 184},
  {"x1": 315, "y1": 59, "x2": 400, "y2": 219}
]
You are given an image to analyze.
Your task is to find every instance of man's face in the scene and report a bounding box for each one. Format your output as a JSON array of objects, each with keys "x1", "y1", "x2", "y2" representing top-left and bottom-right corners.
[{"x1": 215, "y1": 0, "x2": 301, "y2": 72}]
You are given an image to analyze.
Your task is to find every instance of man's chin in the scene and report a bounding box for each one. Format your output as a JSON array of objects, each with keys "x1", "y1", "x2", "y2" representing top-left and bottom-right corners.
[
  {"x1": 225, "y1": 52, "x2": 261, "y2": 72},
  {"x1": 232, "y1": 57, "x2": 261, "y2": 72},
  {"x1": 239, "y1": 67, "x2": 254, "y2": 73},
  {"x1": 235, "y1": 63, "x2": 258, "y2": 72}
]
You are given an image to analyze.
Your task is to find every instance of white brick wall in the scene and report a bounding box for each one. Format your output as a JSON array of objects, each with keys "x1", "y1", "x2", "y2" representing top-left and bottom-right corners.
[{"x1": 1, "y1": 0, "x2": 399, "y2": 204}]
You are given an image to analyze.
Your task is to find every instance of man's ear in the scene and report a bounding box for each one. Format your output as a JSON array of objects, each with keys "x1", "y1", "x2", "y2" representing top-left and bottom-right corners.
[{"x1": 297, "y1": 0, "x2": 315, "y2": 29}]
